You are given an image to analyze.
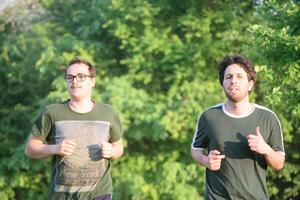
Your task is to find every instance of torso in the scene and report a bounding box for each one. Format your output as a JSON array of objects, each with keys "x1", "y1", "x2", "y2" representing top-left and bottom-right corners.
[{"x1": 192, "y1": 103, "x2": 284, "y2": 200}]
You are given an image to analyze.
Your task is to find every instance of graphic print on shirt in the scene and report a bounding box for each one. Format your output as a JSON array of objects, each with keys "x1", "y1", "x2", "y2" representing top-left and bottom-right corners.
[{"x1": 54, "y1": 120, "x2": 110, "y2": 193}]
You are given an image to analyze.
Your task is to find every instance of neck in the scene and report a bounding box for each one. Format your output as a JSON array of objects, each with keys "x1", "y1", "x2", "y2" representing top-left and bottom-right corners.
[
  {"x1": 225, "y1": 98, "x2": 253, "y2": 116},
  {"x1": 69, "y1": 98, "x2": 94, "y2": 113}
]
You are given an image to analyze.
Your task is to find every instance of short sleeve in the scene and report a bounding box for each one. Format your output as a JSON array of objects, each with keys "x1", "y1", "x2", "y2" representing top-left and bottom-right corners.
[
  {"x1": 31, "y1": 108, "x2": 53, "y2": 141},
  {"x1": 191, "y1": 113, "x2": 209, "y2": 149},
  {"x1": 268, "y1": 115, "x2": 285, "y2": 153},
  {"x1": 109, "y1": 109, "x2": 123, "y2": 143}
]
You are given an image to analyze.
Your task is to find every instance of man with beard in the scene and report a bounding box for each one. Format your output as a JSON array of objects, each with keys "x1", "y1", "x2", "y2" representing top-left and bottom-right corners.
[
  {"x1": 25, "y1": 58, "x2": 123, "y2": 200},
  {"x1": 191, "y1": 54, "x2": 285, "y2": 200}
]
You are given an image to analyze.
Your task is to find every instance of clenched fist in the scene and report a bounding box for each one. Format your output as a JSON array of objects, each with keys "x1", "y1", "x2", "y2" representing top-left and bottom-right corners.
[
  {"x1": 56, "y1": 139, "x2": 77, "y2": 156},
  {"x1": 100, "y1": 142, "x2": 114, "y2": 159},
  {"x1": 206, "y1": 150, "x2": 225, "y2": 171}
]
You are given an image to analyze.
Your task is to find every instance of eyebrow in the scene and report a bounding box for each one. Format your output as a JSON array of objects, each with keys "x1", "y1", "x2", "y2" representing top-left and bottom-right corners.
[
  {"x1": 224, "y1": 73, "x2": 245, "y2": 76},
  {"x1": 66, "y1": 73, "x2": 88, "y2": 76}
]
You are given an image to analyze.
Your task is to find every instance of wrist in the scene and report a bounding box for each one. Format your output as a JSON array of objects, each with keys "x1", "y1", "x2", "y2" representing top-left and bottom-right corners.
[
  {"x1": 264, "y1": 145, "x2": 273, "y2": 156},
  {"x1": 200, "y1": 155, "x2": 209, "y2": 168},
  {"x1": 111, "y1": 148, "x2": 115, "y2": 159},
  {"x1": 51, "y1": 144, "x2": 60, "y2": 155}
]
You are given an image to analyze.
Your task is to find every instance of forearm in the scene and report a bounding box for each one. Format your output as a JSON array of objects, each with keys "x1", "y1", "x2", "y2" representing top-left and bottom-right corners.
[
  {"x1": 191, "y1": 148, "x2": 209, "y2": 168},
  {"x1": 111, "y1": 145, "x2": 124, "y2": 160},
  {"x1": 25, "y1": 142, "x2": 57, "y2": 159},
  {"x1": 25, "y1": 135, "x2": 58, "y2": 159},
  {"x1": 264, "y1": 146, "x2": 285, "y2": 170}
]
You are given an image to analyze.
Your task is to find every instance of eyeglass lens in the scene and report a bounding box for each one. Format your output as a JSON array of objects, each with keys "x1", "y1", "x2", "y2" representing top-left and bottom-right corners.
[{"x1": 65, "y1": 74, "x2": 90, "y2": 82}]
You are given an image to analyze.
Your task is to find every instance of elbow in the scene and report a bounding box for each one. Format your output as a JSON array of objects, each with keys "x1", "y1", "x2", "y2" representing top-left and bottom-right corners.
[
  {"x1": 24, "y1": 147, "x2": 32, "y2": 158},
  {"x1": 111, "y1": 147, "x2": 124, "y2": 160},
  {"x1": 190, "y1": 149, "x2": 196, "y2": 161},
  {"x1": 270, "y1": 159, "x2": 285, "y2": 171},
  {"x1": 24, "y1": 145, "x2": 38, "y2": 159},
  {"x1": 24, "y1": 147, "x2": 33, "y2": 158},
  {"x1": 275, "y1": 155, "x2": 285, "y2": 171},
  {"x1": 273, "y1": 166, "x2": 283, "y2": 171},
  {"x1": 273, "y1": 163, "x2": 284, "y2": 171},
  {"x1": 190, "y1": 148, "x2": 201, "y2": 163},
  {"x1": 267, "y1": 151, "x2": 285, "y2": 171}
]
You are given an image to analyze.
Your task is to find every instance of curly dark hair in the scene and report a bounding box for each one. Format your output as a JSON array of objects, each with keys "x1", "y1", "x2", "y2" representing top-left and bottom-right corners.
[
  {"x1": 66, "y1": 58, "x2": 96, "y2": 77},
  {"x1": 218, "y1": 54, "x2": 256, "y2": 86}
]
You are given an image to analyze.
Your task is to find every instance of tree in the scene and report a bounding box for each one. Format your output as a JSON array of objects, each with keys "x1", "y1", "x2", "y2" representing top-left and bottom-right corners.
[
  {"x1": 0, "y1": 0, "x2": 258, "y2": 199},
  {"x1": 248, "y1": 0, "x2": 300, "y2": 199}
]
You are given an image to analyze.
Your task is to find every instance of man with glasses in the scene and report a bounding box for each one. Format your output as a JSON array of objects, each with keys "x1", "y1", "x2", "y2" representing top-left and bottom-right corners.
[{"x1": 25, "y1": 58, "x2": 123, "y2": 200}]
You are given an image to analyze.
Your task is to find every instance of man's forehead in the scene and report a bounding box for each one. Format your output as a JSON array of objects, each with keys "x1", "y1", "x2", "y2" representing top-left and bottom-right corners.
[
  {"x1": 67, "y1": 63, "x2": 89, "y2": 72},
  {"x1": 224, "y1": 64, "x2": 247, "y2": 75}
]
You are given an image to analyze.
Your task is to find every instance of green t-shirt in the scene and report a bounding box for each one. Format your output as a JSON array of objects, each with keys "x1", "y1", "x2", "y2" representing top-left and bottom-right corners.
[
  {"x1": 191, "y1": 103, "x2": 285, "y2": 200},
  {"x1": 31, "y1": 101, "x2": 123, "y2": 200}
]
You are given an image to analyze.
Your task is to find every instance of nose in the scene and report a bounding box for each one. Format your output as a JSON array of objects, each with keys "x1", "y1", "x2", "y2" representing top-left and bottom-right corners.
[
  {"x1": 69, "y1": 78, "x2": 79, "y2": 87},
  {"x1": 231, "y1": 76, "x2": 237, "y2": 84}
]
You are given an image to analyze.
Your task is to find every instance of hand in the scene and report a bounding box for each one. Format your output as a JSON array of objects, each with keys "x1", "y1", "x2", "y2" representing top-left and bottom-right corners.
[
  {"x1": 206, "y1": 150, "x2": 225, "y2": 171},
  {"x1": 100, "y1": 142, "x2": 114, "y2": 159},
  {"x1": 56, "y1": 139, "x2": 77, "y2": 156},
  {"x1": 247, "y1": 127, "x2": 271, "y2": 155}
]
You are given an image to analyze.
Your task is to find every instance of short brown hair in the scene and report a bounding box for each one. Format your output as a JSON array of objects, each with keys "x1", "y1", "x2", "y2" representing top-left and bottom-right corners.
[
  {"x1": 67, "y1": 58, "x2": 96, "y2": 77},
  {"x1": 218, "y1": 54, "x2": 256, "y2": 86}
]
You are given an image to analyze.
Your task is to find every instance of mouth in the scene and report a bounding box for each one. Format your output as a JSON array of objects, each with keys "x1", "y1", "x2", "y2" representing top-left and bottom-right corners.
[
  {"x1": 71, "y1": 85, "x2": 81, "y2": 89},
  {"x1": 228, "y1": 87, "x2": 239, "y2": 91}
]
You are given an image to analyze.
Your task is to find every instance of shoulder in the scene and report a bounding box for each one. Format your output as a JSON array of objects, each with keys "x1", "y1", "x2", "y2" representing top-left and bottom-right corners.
[
  {"x1": 95, "y1": 103, "x2": 114, "y2": 110},
  {"x1": 45, "y1": 101, "x2": 68, "y2": 114},
  {"x1": 197, "y1": 103, "x2": 223, "y2": 122},
  {"x1": 200, "y1": 103, "x2": 223, "y2": 117},
  {"x1": 46, "y1": 102, "x2": 67, "y2": 110},
  {"x1": 254, "y1": 104, "x2": 279, "y2": 119},
  {"x1": 95, "y1": 103, "x2": 117, "y2": 114},
  {"x1": 35, "y1": 101, "x2": 69, "y2": 120},
  {"x1": 33, "y1": 102, "x2": 66, "y2": 123},
  {"x1": 253, "y1": 104, "x2": 282, "y2": 127}
]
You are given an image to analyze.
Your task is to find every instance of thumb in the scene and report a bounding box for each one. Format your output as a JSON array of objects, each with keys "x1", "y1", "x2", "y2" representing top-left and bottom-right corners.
[
  {"x1": 256, "y1": 127, "x2": 261, "y2": 137},
  {"x1": 210, "y1": 150, "x2": 220, "y2": 156}
]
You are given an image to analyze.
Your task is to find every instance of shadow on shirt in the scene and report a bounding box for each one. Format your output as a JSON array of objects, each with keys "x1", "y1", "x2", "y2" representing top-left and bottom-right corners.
[
  {"x1": 219, "y1": 132, "x2": 267, "y2": 170},
  {"x1": 87, "y1": 144, "x2": 103, "y2": 161}
]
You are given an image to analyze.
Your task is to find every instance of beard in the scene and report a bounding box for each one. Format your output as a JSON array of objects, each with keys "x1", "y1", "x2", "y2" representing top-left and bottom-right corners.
[{"x1": 224, "y1": 87, "x2": 249, "y2": 103}]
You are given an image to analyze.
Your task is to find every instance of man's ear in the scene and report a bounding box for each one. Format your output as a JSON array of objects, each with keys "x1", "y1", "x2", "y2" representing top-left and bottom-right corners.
[
  {"x1": 92, "y1": 77, "x2": 96, "y2": 87},
  {"x1": 248, "y1": 80, "x2": 254, "y2": 91}
]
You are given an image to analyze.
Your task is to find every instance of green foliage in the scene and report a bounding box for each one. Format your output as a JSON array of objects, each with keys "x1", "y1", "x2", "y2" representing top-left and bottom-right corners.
[
  {"x1": 113, "y1": 154, "x2": 204, "y2": 200},
  {"x1": 248, "y1": 0, "x2": 300, "y2": 199},
  {"x1": 249, "y1": 0, "x2": 300, "y2": 117},
  {"x1": 2, "y1": 0, "x2": 298, "y2": 199}
]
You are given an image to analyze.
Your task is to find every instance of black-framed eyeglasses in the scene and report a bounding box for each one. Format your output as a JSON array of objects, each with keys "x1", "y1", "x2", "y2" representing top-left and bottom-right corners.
[{"x1": 64, "y1": 74, "x2": 94, "y2": 82}]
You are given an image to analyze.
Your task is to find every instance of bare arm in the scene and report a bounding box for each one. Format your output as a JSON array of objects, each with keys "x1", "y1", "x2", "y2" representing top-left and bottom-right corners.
[
  {"x1": 248, "y1": 127, "x2": 285, "y2": 171},
  {"x1": 191, "y1": 148, "x2": 208, "y2": 167},
  {"x1": 264, "y1": 147, "x2": 285, "y2": 171},
  {"x1": 25, "y1": 135, "x2": 77, "y2": 159},
  {"x1": 101, "y1": 139, "x2": 124, "y2": 160},
  {"x1": 191, "y1": 148, "x2": 225, "y2": 171}
]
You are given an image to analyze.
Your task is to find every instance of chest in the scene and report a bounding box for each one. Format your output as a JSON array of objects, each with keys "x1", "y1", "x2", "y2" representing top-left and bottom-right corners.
[
  {"x1": 205, "y1": 116, "x2": 271, "y2": 155},
  {"x1": 54, "y1": 120, "x2": 111, "y2": 144}
]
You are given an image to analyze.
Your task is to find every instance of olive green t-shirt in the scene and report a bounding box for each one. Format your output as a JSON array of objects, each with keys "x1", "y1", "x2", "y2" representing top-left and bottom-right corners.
[
  {"x1": 191, "y1": 103, "x2": 285, "y2": 200},
  {"x1": 31, "y1": 101, "x2": 123, "y2": 200}
]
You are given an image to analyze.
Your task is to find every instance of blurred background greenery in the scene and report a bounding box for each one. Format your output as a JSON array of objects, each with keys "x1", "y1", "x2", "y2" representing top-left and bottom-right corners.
[{"x1": 0, "y1": 0, "x2": 299, "y2": 199}]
